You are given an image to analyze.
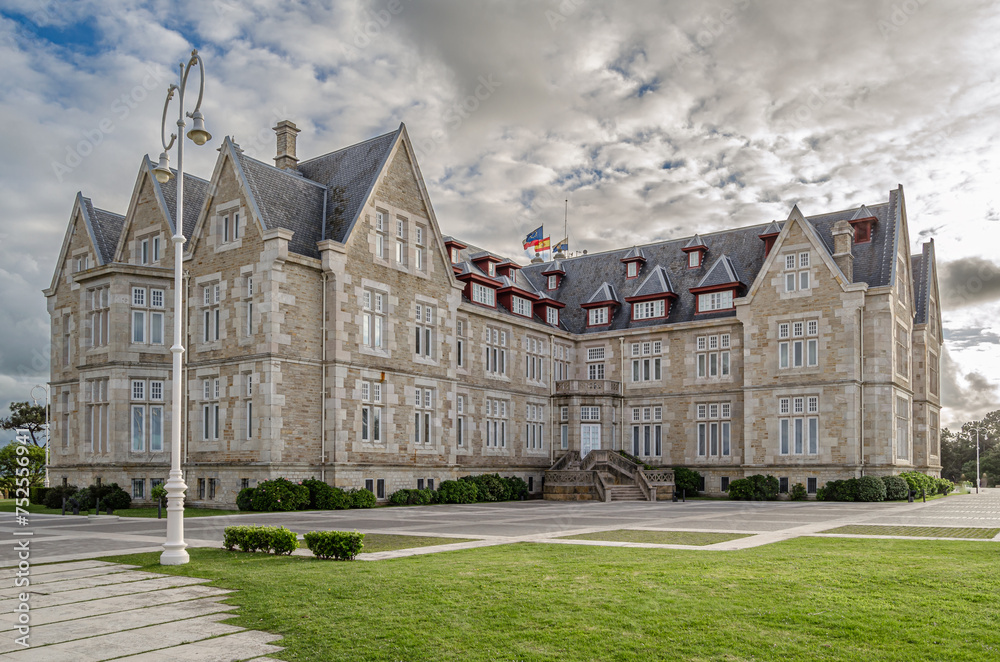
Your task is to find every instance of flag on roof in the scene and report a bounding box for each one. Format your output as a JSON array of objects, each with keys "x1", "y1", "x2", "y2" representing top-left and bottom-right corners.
[
  {"x1": 523, "y1": 226, "x2": 543, "y2": 250},
  {"x1": 555, "y1": 237, "x2": 568, "y2": 252},
  {"x1": 534, "y1": 237, "x2": 551, "y2": 253}
]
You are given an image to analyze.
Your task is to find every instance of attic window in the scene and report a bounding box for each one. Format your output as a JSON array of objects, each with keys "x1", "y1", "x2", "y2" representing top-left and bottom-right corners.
[
  {"x1": 512, "y1": 296, "x2": 532, "y2": 317},
  {"x1": 488, "y1": 263, "x2": 495, "y2": 277},
  {"x1": 626, "y1": 261, "x2": 639, "y2": 278},
  {"x1": 588, "y1": 307, "x2": 610, "y2": 326},
  {"x1": 450, "y1": 247, "x2": 460, "y2": 263},
  {"x1": 688, "y1": 251, "x2": 701, "y2": 268},
  {"x1": 697, "y1": 290, "x2": 734, "y2": 312},
  {"x1": 547, "y1": 275, "x2": 558, "y2": 290},
  {"x1": 854, "y1": 222, "x2": 872, "y2": 243},
  {"x1": 632, "y1": 299, "x2": 666, "y2": 320},
  {"x1": 546, "y1": 307, "x2": 559, "y2": 326}
]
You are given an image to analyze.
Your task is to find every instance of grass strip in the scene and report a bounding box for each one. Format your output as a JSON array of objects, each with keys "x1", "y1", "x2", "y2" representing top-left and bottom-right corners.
[
  {"x1": 820, "y1": 524, "x2": 1000, "y2": 539},
  {"x1": 558, "y1": 529, "x2": 752, "y2": 546}
]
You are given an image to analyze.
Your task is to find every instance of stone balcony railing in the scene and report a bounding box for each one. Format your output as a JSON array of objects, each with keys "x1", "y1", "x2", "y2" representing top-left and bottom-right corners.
[{"x1": 554, "y1": 380, "x2": 622, "y2": 396}]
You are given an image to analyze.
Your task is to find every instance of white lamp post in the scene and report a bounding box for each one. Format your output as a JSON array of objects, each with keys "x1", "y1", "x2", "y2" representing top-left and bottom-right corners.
[
  {"x1": 30, "y1": 385, "x2": 49, "y2": 488},
  {"x1": 975, "y1": 424, "x2": 980, "y2": 495},
  {"x1": 155, "y1": 49, "x2": 212, "y2": 566}
]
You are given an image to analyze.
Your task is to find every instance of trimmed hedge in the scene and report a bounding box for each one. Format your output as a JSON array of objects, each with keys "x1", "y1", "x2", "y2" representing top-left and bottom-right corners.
[
  {"x1": 856, "y1": 475, "x2": 887, "y2": 502},
  {"x1": 29, "y1": 486, "x2": 52, "y2": 505},
  {"x1": 223, "y1": 525, "x2": 299, "y2": 555},
  {"x1": 250, "y1": 478, "x2": 309, "y2": 512},
  {"x1": 880, "y1": 475, "x2": 907, "y2": 500},
  {"x1": 348, "y1": 488, "x2": 377, "y2": 509},
  {"x1": 459, "y1": 474, "x2": 510, "y2": 501},
  {"x1": 728, "y1": 474, "x2": 779, "y2": 501},
  {"x1": 303, "y1": 531, "x2": 365, "y2": 560},
  {"x1": 43, "y1": 484, "x2": 79, "y2": 509},
  {"x1": 790, "y1": 483, "x2": 808, "y2": 501},
  {"x1": 302, "y1": 479, "x2": 351, "y2": 510},
  {"x1": 672, "y1": 467, "x2": 702, "y2": 496},
  {"x1": 900, "y1": 471, "x2": 936, "y2": 497},
  {"x1": 389, "y1": 488, "x2": 437, "y2": 506},
  {"x1": 437, "y1": 479, "x2": 479, "y2": 504}
]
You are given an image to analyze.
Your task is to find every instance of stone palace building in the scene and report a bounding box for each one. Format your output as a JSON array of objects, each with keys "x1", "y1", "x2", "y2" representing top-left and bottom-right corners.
[{"x1": 45, "y1": 121, "x2": 943, "y2": 506}]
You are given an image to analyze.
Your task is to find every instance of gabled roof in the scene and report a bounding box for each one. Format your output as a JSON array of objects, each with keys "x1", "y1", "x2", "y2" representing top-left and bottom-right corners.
[
  {"x1": 541, "y1": 259, "x2": 565, "y2": 275},
  {"x1": 912, "y1": 240, "x2": 935, "y2": 325},
  {"x1": 683, "y1": 233, "x2": 708, "y2": 250},
  {"x1": 81, "y1": 196, "x2": 125, "y2": 265},
  {"x1": 621, "y1": 246, "x2": 646, "y2": 262},
  {"x1": 627, "y1": 264, "x2": 676, "y2": 300},
  {"x1": 851, "y1": 204, "x2": 877, "y2": 221},
  {"x1": 694, "y1": 255, "x2": 741, "y2": 290},
  {"x1": 585, "y1": 281, "x2": 620, "y2": 306},
  {"x1": 758, "y1": 221, "x2": 782, "y2": 237},
  {"x1": 150, "y1": 158, "x2": 211, "y2": 245}
]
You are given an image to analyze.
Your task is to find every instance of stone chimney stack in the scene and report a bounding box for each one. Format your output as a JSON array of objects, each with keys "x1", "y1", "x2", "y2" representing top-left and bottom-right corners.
[
  {"x1": 273, "y1": 120, "x2": 300, "y2": 170},
  {"x1": 832, "y1": 220, "x2": 854, "y2": 282}
]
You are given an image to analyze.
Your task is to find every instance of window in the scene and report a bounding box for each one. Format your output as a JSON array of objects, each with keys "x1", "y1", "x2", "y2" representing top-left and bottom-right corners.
[
  {"x1": 222, "y1": 214, "x2": 230, "y2": 243},
  {"x1": 561, "y1": 406, "x2": 569, "y2": 421},
  {"x1": 799, "y1": 252, "x2": 810, "y2": 268},
  {"x1": 807, "y1": 477, "x2": 817, "y2": 494},
  {"x1": 132, "y1": 478, "x2": 145, "y2": 500},
  {"x1": 244, "y1": 373, "x2": 254, "y2": 440},
  {"x1": 587, "y1": 347, "x2": 606, "y2": 361},
  {"x1": 696, "y1": 402, "x2": 731, "y2": 457},
  {"x1": 457, "y1": 319, "x2": 467, "y2": 368},
  {"x1": 581, "y1": 406, "x2": 600, "y2": 421},
  {"x1": 376, "y1": 479, "x2": 386, "y2": 499},
  {"x1": 799, "y1": 270, "x2": 810, "y2": 290},
  {"x1": 512, "y1": 296, "x2": 532, "y2": 317},
  {"x1": 630, "y1": 406, "x2": 662, "y2": 457},
  {"x1": 362, "y1": 289, "x2": 385, "y2": 349},
  {"x1": 561, "y1": 424, "x2": 569, "y2": 449},
  {"x1": 450, "y1": 247, "x2": 459, "y2": 263},
  {"x1": 375, "y1": 210, "x2": 386, "y2": 259},
  {"x1": 688, "y1": 251, "x2": 700, "y2": 268},
  {"x1": 361, "y1": 381, "x2": 383, "y2": 443},
  {"x1": 554, "y1": 344, "x2": 571, "y2": 381},
  {"x1": 395, "y1": 218, "x2": 407, "y2": 266},
  {"x1": 930, "y1": 410, "x2": 939, "y2": 457},
  {"x1": 202, "y1": 284, "x2": 220, "y2": 343},
  {"x1": 587, "y1": 362, "x2": 605, "y2": 380},
  {"x1": 896, "y1": 322, "x2": 909, "y2": 378},
  {"x1": 140, "y1": 238, "x2": 149, "y2": 265},
  {"x1": 415, "y1": 225, "x2": 426, "y2": 271},
  {"x1": 365, "y1": 478, "x2": 374, "y2": 493},
  {"x1": 929, "y1": 352, "x2": 940, "y2": 397},
  {"x1": 785, "y1": 272, "x2": 796, "y2": 293},
  {"x1": 779, "y1": 477, "x2": 789, "y2": 494},
  {"x1": 484, "y1": 327, "x2": 507, "y2": 376},
  {"x1": 484, "y1": 398, "x2": 508, "y2": 448},
  {"x1": 487, "y1": 262, "x2": 496, "y2": 277},
  {"x1": 632, "y1": 299, "x2": 665, "y2": 320},
  {"x1": 414, "y1": 387, "x2": 434, "y2": 444},
  {"x1": 233, "y1": 212, "x2": 240, "y2": 240},
  {"x1": 87, "y1": 286, "x2": 110, "y2": 348},
  {"x1": 208, "y1": 478, "x2": 217, "y2": 500},
  {"x1": 456, "y1": 395, "x2": 465, "y2": 446},
  {"x1": 696, "y1": 334, "x2": 730, "y2": 379},
  {"x1": 548, "y1": 274, "x2": 558, "y2": 290},
  {"x1": 626, "y1": 261, "x2": 638, "y2": 278},
  {"x1": 779, "y1": 319, "x2": 818, "y2": 369},
  {"x1": 201, "y1": 377, "x2": 220, "y2": 441},
  {"x1": 896, "y1": 395, "x2": 909, "y2": 460},
  {"x1": 778, "y1": 396, "x2": 819, "y2": 456},
  {"x1": 588, "y1": 307, "x2": 609, "y2": 325},
  {"x1": 525, "y1": 336, "x2": 546, "y2": 384},
  {"x1": 631, "y1": 340, "x2": 663, "y2": 383},
  {"x1": 415, "y1": 303, "x2": 435, "y2": 358},
  {"x1": 546, "y1": 306, "x2": 559, "y2": 326},
  {"x1": 472, "y1": 283, "x2": 496, "y2": 306},
  {"x1": 243, "y1": 276, "x2": 255, "y2": 337},
  {"x1": 697, "y1": 290, "x2": 733, "y2": 312},
  {"x1": 85, "y1": 378, "x2": 109, "y2": 453},
  {"x1": 197, "y1": 478, "x2": 206, "y2": 500},
  {"x1": 785, "y1": 254, "x2": 796, "y2": 270},
  {"x1": 131, "y1": 287, "x2": 165, "y2": 345},
  {"x1": 525, "y1": 403, "x2": 545, "y2": 450},
  {"x1": 75, "y1": 254, "x2": 89, "y2": 272},
  {"x1": 130, "y1": 379, "x2": 165, "y2": 452}
]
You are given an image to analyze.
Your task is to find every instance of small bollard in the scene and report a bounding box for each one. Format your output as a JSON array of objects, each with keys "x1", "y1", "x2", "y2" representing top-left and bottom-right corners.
[
  {"x1": 106, "y1": 504, "x2": 113, "y2": 515},
  {"x1": 672, "y1": 492, "x2": 678, "y2": 502},
  {"x1": 95, "y1": 497, "x2": 101, "y2": 516},
  {"x1": 62, "y1": 496, "x2": 67, "y2": 516},
  {"x1": 922, "y1": 488, "x2": 926, "y2": 503},
  {"x1": 682, "y1": 489, "x2": 686, "y2": 502},
  {"x1": 157, "y1": 498, "x2": 163, "y2": 519},
  {"x1": 908, "y1": 490, "x2": 915, "y2": 503}
]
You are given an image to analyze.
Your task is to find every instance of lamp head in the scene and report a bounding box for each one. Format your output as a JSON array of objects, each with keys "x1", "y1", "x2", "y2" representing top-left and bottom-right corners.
[
  {"x1": 153, "y1": 152, "x2": 174, "y2": 184},
  {"x1": 187, "y1": 110, "x2": 212, "y2": 146}
]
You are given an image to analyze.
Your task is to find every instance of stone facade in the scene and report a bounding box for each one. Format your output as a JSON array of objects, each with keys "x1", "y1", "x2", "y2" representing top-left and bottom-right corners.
[{"x1": 44, "y1": 124, "x2": 943, "y2": 507}]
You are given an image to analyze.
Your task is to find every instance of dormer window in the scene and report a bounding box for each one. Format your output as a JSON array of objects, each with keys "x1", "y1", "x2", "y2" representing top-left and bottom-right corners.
[
  {"x1": 688, "y1": 251, "x2": 701, "y2": 268},
  {"x1": 588, "y1": 307, "x2": 609, "y2": 326},
  {"x1": 472, "y1": 283, "x2": 496, "y2": 307},
  {"x1": 849, "y1": 206, "x2": 877, "y2": 244},
  {"x1": 451, "y1": 247, "x2": 460, "y2": 263},
  {"x1": 682, "y1": 235, "x2": 708, "y2": 268},
  {"x1": 632, "y1": 299, "x2": 666, "y2": 320},
  {"x1": 546, "y1": 307, "x2": 559, "y2": 326},
  {"x1": 488, "y1": 263, "x2": 495, "y2": 277},
  {"x1": 627, "y1": 261, "x2": 638, "y2": 278},
  {"x1": 697, "y1": 291, "x2": 734, "y2": 312},
  {"x1": 548, "y1": 275, "x2": 558, "y2": 290},
  {"x1": 512, "y1": 296, "x2": 531, "y2": 317},
  {"x1": 854, "y1": 222, "x2": 872, "y2": 243}
]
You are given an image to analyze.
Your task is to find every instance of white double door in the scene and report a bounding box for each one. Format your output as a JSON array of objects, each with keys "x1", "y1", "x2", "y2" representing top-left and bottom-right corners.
[{"x1": 580, "y1": 424, "x2": 601, "y2": 458}]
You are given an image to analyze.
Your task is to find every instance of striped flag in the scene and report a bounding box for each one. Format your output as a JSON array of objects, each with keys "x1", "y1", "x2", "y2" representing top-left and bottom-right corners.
[{"x1": 523, "y1": 226, "x2": 543, "y2": 256}]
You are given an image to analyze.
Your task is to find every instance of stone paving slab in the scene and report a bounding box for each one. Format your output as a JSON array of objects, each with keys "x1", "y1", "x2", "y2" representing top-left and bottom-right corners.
[
  {"x1": 0, "y1": 570, "x2": 175, "y2": 599},
  {"x1": 23, "y1": 561, "x2": 123, "y2": 576},
  {"x1": 27, "y1": 564, "x2": 139, "y2": 585},
  {"x1": 0, "y1": 575, "x2": 209, "y2": 611},
  {"x1": 111, "y1": 630, "x2": 284, "y2": 661}
]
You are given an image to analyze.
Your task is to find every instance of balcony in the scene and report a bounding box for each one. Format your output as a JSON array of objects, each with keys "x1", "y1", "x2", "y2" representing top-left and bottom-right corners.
[{"x1": 554, "y1": 380, "x2": 622, "y2": 396}]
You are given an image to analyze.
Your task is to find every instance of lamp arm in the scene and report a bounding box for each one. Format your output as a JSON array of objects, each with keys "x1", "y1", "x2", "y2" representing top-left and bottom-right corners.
[
  {"x1": 182, "y1": 49, "x2": 208, "y2": 118},
  {"x1": 160, "y1": 85, "x2": 178, "y2": 152}
]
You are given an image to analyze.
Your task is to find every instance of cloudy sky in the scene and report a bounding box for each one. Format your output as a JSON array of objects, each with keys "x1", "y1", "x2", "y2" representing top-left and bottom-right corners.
[{"x1": 1, "y1": 0, "x2": 999, "y2": 439}]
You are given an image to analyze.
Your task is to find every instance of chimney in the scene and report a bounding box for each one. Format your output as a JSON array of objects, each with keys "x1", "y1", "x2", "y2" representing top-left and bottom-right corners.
[
  {"x1": 832, "y1": 220, "x2": 854, "y2": 282},
  {"x1": 273, "y1": 120, "x2": 300, "y2": 170}
]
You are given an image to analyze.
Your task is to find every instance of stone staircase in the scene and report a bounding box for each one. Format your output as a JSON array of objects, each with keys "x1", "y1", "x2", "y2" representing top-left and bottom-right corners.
[
  {"x1": 544, "y1": 450, "x2": 673, "y2": 502},
  {"x1": 605, "y1": 484, "x2": 647, "y2": 501}
]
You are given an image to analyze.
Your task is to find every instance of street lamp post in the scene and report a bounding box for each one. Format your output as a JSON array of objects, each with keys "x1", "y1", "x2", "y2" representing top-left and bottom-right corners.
[
  {"x1": 154, "y1": 49, "x2": 212, "y2": 566},
  {"x1": 30, "y1": 385, "x2": 49, "y2": 488},
  {"x1": 975, "y1": 424, "x2": 980, "y2": 494}
]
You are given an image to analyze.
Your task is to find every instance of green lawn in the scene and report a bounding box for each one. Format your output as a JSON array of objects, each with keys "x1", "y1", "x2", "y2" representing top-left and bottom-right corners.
[
  {"x1": 0, "y1": 499, "x2": 242, "y2": 518},
  {"x1": 559, "y1": 529, "x2": 752, "y2": 546},
  {"x1": 359, "y1": 534, "x2": 475, "y2": 553},
  {"x1": 103, "y1": 538, "x2": 1000, "y2": 661},
  {"x1": 821, "y1": 525, "x2": 1000, "y2": 539}
]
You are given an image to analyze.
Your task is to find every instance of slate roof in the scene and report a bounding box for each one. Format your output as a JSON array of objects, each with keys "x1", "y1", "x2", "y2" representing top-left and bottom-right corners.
[
  {"x1": 695, "y1": 255, "x2": 742, "y2": 289},
  {"x1": 684, "y1": 233, "x2": 707, "y2": 248},
  {"x1": 628, "y1": 265, "x2": 676, "y2": 299},
  {"x1": 81, "y1": 196, "x2": 125, "y2": 265},
  {"x1": 621, "y1": 246, "x2": 645, "y2": 261},
  {"x1": 911, "y1": 241, "x2": 934, "y2": 325},
  {"x1": 155, "y1": 164, "x2": 211, "y2": 246},
  {"x1": 586, "y1": 282, "x2": 620, "y2": 305}
]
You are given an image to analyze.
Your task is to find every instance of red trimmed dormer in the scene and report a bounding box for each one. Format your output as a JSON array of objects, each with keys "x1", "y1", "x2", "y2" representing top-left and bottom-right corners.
[
  {"x1": 581, "y1": 282, "x2": 619, "y2": 328},
  {"x1": 758, "y1": 221, "x2": 781, "y2": 258},
  {"x1": 470, "y1": 251, "x2": 502, "y2": 278},
  {"x1": 497, "y1": 283, "x2": 539, "y2": 319},
  {"x1": 682, "y1": 234, "x2": 708, "y2": 268},
  {"x1": 849, "y1": 205, "x2": 877, "y2": 244},
  {"x1": 455, "y1": 267, "x2": 499, "y2": 308},
  {"x1": 624, "y1": 265, "x2": 677, "y2": 321},
  {"x1": 496, "y1": 258, "x2": 520, "y2": 280},
  {"x1": 690, "y1": 255, "x2": 742, "y2": 314},
  {"x1": 541, "y1": 260, "x2": 565, "y2": 290},
  {"x1": 443, "y1": 237, "x2": 467, "y2": 265},
  {"x1": 620, "y1": 247, "x2": 646, "y2": 279},
  {"x1": 535, "y1": 298, "x2": 566, "y2": 327}
]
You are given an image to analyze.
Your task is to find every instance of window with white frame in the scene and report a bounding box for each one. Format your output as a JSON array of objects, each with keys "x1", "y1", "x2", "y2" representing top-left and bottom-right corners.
[
  {"x1": 588, "y1": 306, "x2": 609, "y2": 326},
  {"x1": 696, "y1": 402, "x2": 731, "y2": 457},
  {"x1": 201, "y1": 377, "x2": 220, "y2": 441},
  {"x1": 626, "y1": 261, "x2": 638, "y2": 278},
  {"x1": 456, "y1": 394, "x2": 466, "y2": 446},
  {"x1": 696, "y1": 334, "x2": 730, "y2": 379},
  {"x1": 362, "y1": 289, "x2": 385, "y2": 349},
  {"x1": 374, "y1": 210, "x2": 387, "y2": 259},
  {"x1": 688, "y1": 251, "x2": 701, "y2": 268},
  {"x1": 450, "y1": 246, "x2": 460, "y2": 263},
  {"x1": 85, "y1": 378, "x2": 109, "y2": 453},
  {"x1": 525, "y1": 336, "x2": 546, "y2": 384},
  {"x1": 415, "y1": 303, "x2": 435, "y2": 358},
  {"x1": 132, "y1": 478, "x2": 145, "y2": 500},
  {"x1": 526, "y1": 402, "x2": 545, "y2": 450},
  {"x1": 472, "y1": 283, "x2": 496, "y2": 306},
  {"x1": 243, "y1": 372, "x2": 254, "y2": 440},
  {"x1": 697, "y1": 290, "x2": 733, "y2": 312},
  {"x1": 130, "y1": 378, "x2": 164, "y2": 453},
  {"x1": 778, "y1": 396, "x2": 819, "y2": 455},
  {"x1": 581, "y1": 406, "x2": 601, "y2": 421},
  {"x1": 244, "y1": 275, "x2": 255, "y2": 337},
  {"x1": 631, "y1": 340, "x2": 663, "y2": 383},
  {"x1": 140, "y1": 234, "x2": 160, "y2": 265},
  {"x1": 221, "y1": 212, "x2": 233, "y2": 243},
  {"x1": 395, "y1": 217, "x2": 407, "y2": 266},
  {"x1": 512, "y1": 295, "x2": 531, "y2": 318},
  {"x1": 632, "y1": 299, "x2": 665, "y2": 320},
  {"x1": 630, "y1": 405, "x2": 663, "y2": 457},
  {"x1": 546, "y1": 306, "x2": 559, "y2": 326},
  {"x1": 415, "y1": 224, "x2": 426, "y2": 271},
  {"x1": 361, "y1": 381, "x2": 383, "y2": 443},
  {"x1": 560, "y1": 406, "x2": 569, "y2": 421},
  {"x1": 484, "y1": 327, "x2": 507, "y2": 376},
  {"x1": 414, "y1": 387, "x2": 434, "y2": 444},
  {"x1": 75, "y1": 254, "x2": 90, "y2": 272},
  {"x1": 131, "y1": 287, "x2": 165, "y2": 345},
  {"x1": 202, "y1": 283, "x2": 220, "y2": 343},
  {"x1": 554, "y1": 344, "x2": 571, "y2": 381},
  {"x1": 88, "y1": 286, "x2": 110, "y2": 348},
  {"x1": 547, "y1": 274, "x2": 558, "y2": 290},
  {"x1": 484, "y1": 398, "x2": 508, "y2": 448},
  {"x1": 456, "y1": 319, "x2": 467, "y2": 368},
  {"x1": 560, "y1": 423, "x2": 569, "y2": 449},
  {"x1": 896, "y1": 395, "x2": 909, "y2": 460},
  {"x1": 778, "y1": 320, "x2": 818, "y2": 369},
  {"x1": 895, "y1": 322, "x2": 909, "y2": 378}
]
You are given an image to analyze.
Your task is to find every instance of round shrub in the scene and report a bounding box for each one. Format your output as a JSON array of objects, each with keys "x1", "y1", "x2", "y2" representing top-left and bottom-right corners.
[
  {"x1": 881, "y1": 475, "x2": 909, "y2": 500},
  {"x1": 815, "y1": 486, "x2": 828, "y2": 501},
  {"x1": 505, "y1": 476, "x2": 529, "y2": 500},
  {"x1": 437, "y1": 479, "x2": 479, "y2": 504},
  {"x1": 790, "y1": 483, "x2": 808, "y2": 501},
  {"x1": 727, "y1": 475, "x2": 778, "y2": 501},
  {"x1": 101, "y1": 485, "x2": 132, "y2": 511},
  {"x1": 820, "y1": 480, "x2": 841, "y2": 501},
  {"x1": 727, "y1": 478, "x2": 754, "y2": 500},
  {"x1": 301, "y1": 479, "x2": 349, "y2": 509},
  {"x1": 43, "y1": 484, "x2": 79, "y2": 509},
  {"x1": 460, "y1": 474, "x2": 510, "y2": 502},
  {"x1": 304, "y1": 531, "x2": 364, "y2": 560},
  {"x1": 236, "y1": 487, "x2": 256, "y2": 511},
  {"x1": 935, "y1": 478, "x2": 954, "y2": 495},
  {"x1": 348, "y1": 488, "x2": 376, "y2": 508},
  {"x1": 250, "y1": 478, "x2": 309, "y2": 512},
  {"x1": 71, "y1": 487, "x2": 94, "y2": 510},
  {"x1": 835, "y1": 478, "x2": 859, "y2": 502},
  {"x1": 855, "y1": 475, "x2": 886, "y2": 502},
  {"x1": 673, "y1": 467, "x2": 702, "y2": 496}
]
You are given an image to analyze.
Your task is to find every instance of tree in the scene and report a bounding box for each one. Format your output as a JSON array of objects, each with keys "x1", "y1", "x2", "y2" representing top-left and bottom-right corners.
[
  {"x1": 0, "y1": 402, "x2": 48, "y2": 447},
  {"x1": 0, "y1": 443, "x2": 47, "y2": 488},
  {"x1": 961, "y1": 444, "x2": 1000, "y2": 488},
  {"x1": 940, "y1": 410, "x2": 1000, "y2": 482}
]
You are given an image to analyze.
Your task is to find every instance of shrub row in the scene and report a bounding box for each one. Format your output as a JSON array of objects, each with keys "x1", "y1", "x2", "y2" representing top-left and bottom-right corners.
[
  {"x1": 303, "y1": 531, "x2": 365, "y2": 560},
  {"x1": 728, "y1": 474, "x2": 779, "y2": 501},
  {"x1": 29, "y1": 486, "x2": 51, "y2": 505},
  {"x1": 388, "y1": 474, "x2": 530, "y2": 507},
  {"x1": 40, "y1": 483, "x2": 131, "y2": 511},
  {"x1": 817, "y1": 473, "x2": 953, "y2": 502},
  {"x1": 223, "y1": 525, "x2": 298, "y2": 555},
  {"x1": 388, "y1": 488, "x2": 437, "y2": 506},
  {"x1": 672, "y1": 467, "x2": 702, "y2": 496},
  {"x1": 237, "y1": 478, "x2": 375, "y2": 512}
]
